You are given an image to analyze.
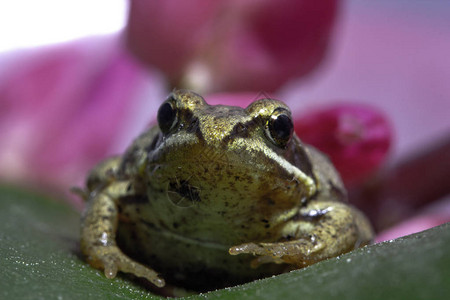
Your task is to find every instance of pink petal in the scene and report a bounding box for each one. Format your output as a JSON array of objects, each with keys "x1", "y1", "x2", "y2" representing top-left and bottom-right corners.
[
  {"x1": 206, "y1": 92, "x2": 263, "y2": 107},
  {"x1": 294, "y1": 103, "x2": 392, "y2": 185},
  {"x1": 205, "y1": 0, "x2": 338, "y2": 92},
  {"x1": 126, "y1": 0, "x2": 338, "y2": 93},
  {"x1": 0, "y1": 36, "x2": 164, "y2": 198},
  {"x1": 280, "y1": 2, "x2": 450, "y2": 162},
  {"x1": 126, "y1": 0, "x2": 222, "y2": 80},
  {"x1": 375, "y1": 198, "x2": 450, "y2": 242}
]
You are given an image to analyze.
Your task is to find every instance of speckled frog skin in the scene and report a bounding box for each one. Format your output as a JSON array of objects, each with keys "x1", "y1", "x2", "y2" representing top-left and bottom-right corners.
[{"x1": 80, "y1": 90, "x2": 373, "y2": 291}]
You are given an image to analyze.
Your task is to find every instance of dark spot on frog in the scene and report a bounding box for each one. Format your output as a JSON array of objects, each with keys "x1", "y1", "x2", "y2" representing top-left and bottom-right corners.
[
  {"x1": 140, "y1": 219, "x2": 158, "y2": 230},
  {"x1": 260, "y1": 218, "x2": 271, "y2": 228},
  {"x1": 222, "y1": 121, "x2": 252, "y2": 144},
  {"x1": 263, "y1": 197, "x2": 275, "y2": 206},
  {"x1": 179, "y1": 108, "x2": 205, "y2": 141},
  {"x1": 186, "y1": 116, "x2": 199, "y2": 133},
  {"x1": 284, "y1": 234, "x2": 294, "y2": 241},
  {"x1": 168, "y1": 180, "x2": 201, "y2": 203},
  {"x1": 126, "y1": 183, "x2": 132, "y2": 192}
]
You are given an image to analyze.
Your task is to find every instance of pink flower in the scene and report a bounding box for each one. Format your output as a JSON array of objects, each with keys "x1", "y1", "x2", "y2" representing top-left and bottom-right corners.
[
  {"x1": 376, "y1": 198, "x2": 450, "y2": 243},
  {"x1": 126, "y1": 0, "x2": 338, "y2": 93},
  {"x1": 294, "y1": 103, "x2": 391, "y2": 186},
  {"x1": 206, "y1": 92, "x2": 256, "y2": 107},
  {"x1": 0, "y1": 37, "x2": 164, "y2": 204}
]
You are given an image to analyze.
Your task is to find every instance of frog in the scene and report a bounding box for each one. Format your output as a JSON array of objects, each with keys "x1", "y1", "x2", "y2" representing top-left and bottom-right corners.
[{"x1": 80, "y1": 89, "x2": 373, "y2": 292}]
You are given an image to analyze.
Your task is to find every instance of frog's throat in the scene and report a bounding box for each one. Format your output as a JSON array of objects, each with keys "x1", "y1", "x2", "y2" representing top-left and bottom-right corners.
[{"x1": 148, "y1": 206, "x2": 301, "y2": 251}]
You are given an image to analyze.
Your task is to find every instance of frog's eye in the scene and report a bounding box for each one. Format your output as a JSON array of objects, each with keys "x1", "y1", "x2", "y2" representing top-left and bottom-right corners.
[
  {"x1": 157, "y1": 100, "x2": 178, "y2": 134},
  {"x1": 266, "y1": 109, "x2": 294, "y2": 148}
]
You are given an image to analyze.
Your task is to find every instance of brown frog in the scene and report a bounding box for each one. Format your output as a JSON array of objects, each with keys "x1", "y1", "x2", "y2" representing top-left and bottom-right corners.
[{"x1": 80, "y1": 90, "x2": 373, "y2": 291}]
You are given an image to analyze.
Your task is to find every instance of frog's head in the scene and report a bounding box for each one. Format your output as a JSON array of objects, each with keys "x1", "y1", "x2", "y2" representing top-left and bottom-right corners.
[{"x1": 146, "y1": 90, "x2": 317, "y2": 217}]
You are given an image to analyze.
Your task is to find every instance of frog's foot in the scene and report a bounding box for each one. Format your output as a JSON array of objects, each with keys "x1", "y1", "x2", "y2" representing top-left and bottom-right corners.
[
  {"x1": 229, "y1": 238, "x2": 325, "y2": 268},
  {"x1": 86, "y1": 245, "x2": 165, "y2": 288}
]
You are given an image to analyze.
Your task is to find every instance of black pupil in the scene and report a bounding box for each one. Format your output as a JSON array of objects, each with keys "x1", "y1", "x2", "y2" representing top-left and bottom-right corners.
[
  {"x1": 272, "y1": 114, "x2": 293, "y2": 141},
  {"x1": 157, "y1": 102, "x2": 176, "y2": 132}
]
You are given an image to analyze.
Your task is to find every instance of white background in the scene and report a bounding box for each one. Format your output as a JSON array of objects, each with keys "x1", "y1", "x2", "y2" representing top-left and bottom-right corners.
[{"x1": 0, "y1": 0, "x2": 127, "y2": 53}]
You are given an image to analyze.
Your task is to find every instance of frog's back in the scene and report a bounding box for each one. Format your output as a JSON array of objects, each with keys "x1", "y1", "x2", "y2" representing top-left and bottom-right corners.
[{"x1": 85, "y1": 126, "x2": 160, "y2": 192}]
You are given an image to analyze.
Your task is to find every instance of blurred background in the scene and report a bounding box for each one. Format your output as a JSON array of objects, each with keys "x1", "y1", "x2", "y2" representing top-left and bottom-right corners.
[
  {"x1": 0, "y1": 0, "x2": 127, "y2": 53},
  {"x1": 0, "y1": 0, "x2": 449, "y2": 239}
]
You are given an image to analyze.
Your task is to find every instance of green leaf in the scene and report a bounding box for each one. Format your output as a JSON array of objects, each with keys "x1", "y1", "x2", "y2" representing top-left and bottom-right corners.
[
  {"x1": 0, "y1": 185, "x2": 162, "y2": 300},
  {"x1": 1, "y1": 185, "x2": 449, "y2": 300}
]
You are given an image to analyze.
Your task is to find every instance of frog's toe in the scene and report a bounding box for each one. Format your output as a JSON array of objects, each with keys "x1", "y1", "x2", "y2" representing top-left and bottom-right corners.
[
  {"x1": 230, "y1": 243, "x2": 290, "y2": 268},
  {"x1": 229, "y1": 242, "x2": 287, "y2": 258},
  {"x1": 230, "y1": 239, "x2": 326, "y2": 267},
  {"x1": 103, "y1": 260, "x2": 118, "y2": 279},
  {"x1": 229, "y1": 242, "x2": 265, "y2": 256},
  {"x1": 229, "y1": 242, "x2": 288, "y2": 258},
  {"x1": 117, "y1": 258, "x2": 165, "y2": 288},
  {"x1": 88, "y1": 246, "x2": 165, "y2": 287}
]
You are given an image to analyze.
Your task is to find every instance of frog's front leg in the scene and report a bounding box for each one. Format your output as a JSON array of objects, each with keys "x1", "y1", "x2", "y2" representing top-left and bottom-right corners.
[
  {"x1": 229, "y1": 201, "x2": 373, "y2": 268},
  {"x1": 80, "y1": 181, "x2": 165, "y2": 287}
]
